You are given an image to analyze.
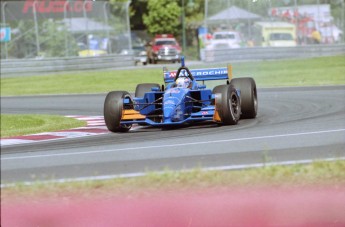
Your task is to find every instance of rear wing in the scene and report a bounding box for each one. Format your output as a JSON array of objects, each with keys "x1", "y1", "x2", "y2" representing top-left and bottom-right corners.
[{"x1": 163, "y1": 65, "x2": 233, "y2": 83}]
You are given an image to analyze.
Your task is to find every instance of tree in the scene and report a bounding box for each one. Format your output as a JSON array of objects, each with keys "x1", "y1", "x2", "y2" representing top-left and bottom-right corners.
[
  {"x1": 143, "y1": 0, "x2": 181, "y2": 36},
  {"x1": 39, "y1": 19, "x2": 79, "y2": 57},
  {"x1": 129, "y1": 0, "x2": 148, "y2": 30}
]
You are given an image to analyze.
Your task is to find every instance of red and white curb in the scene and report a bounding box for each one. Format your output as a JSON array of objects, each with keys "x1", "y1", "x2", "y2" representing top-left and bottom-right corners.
[{"x1": 1, "y1": 115, "x2": 112, "y2": 146}]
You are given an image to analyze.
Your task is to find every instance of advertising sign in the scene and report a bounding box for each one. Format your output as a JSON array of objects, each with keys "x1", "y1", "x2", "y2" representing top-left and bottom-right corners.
[
  {"x1": 0, "y1": 27, "x2": 11, "y2": 42},
  {"x1": 2, "y1": 0, "x2": 99, "y2": 20}
]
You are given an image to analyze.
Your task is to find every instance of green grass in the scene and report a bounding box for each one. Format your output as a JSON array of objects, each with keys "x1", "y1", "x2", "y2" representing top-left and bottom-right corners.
[
  {"x1": 251, "y1": 55, "x2": 345, "y2": 86},
  {"x1": 1, "y1": 56, "x2": 344, "y2": 96},
  {"x1": 2, "y1": 160, "x2": 344, "y2": 199},
  {"x1": 0, "y1": 114, "x2": 86, "y2": 138}
]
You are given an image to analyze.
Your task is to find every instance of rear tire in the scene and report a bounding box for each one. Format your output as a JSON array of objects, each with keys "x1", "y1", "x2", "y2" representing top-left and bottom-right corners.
[
  {"x1": 230, "y1": 77, "x2": 258, "y2": 119},
  {"x1": 135, "y1": 83, "x2": 161, "y2": 97},
  {"x1": 104, "y1": 91, "x2": 132, "y2": 132},
  {"x1": 213, "y1": 84, "x2": 241, "y2": 125}
]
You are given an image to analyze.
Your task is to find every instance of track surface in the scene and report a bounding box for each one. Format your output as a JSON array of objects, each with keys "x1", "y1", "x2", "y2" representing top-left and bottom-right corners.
[{"x1": 1, "y1": 86, "x2": 345, "y2": 184}]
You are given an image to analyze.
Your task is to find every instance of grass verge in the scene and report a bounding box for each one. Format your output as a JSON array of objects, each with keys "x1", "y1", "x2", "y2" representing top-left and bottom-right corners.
[
  {"x1": 2, "y1": 160, "x2": 344, "y2": 200},
  {"x1": 0, "y1": 114, "x2": 86, "y2": 138},
  {"x1": 1, "y1": 56, "x2": 344, "y2": 96}
]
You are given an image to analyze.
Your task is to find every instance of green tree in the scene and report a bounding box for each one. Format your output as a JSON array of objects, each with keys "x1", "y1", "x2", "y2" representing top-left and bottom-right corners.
[
  {"x1": 143, "y1": 0, "x2": 181, "y2": 36},
  {"x1": 8, "y1": 20, "x2": 37, "y2": 58},
  {"x1": 40, "y1": 19, "x2": 78, "y2": 57}
]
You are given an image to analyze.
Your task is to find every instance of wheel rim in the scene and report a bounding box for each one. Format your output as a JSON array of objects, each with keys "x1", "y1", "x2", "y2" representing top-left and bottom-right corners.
[{"x1": 230, "y1": 93, "x2": 239, "y2": 115}]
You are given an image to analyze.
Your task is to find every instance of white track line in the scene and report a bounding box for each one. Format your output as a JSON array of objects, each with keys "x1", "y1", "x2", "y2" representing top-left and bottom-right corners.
[
  {"x1": 2, "y1": 128, "x2": 345, "y2": 161},
  {"x1": 1, "y1": 157, "x2": 344, "y2": 188}
]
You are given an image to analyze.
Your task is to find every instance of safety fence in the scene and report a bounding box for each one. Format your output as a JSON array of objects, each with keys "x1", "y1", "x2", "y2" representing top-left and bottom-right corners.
[
  {"x1": 198, "y1": 0, "x2": 344, "y2": 61},
  {"x1": 0, "y1": 0, "x2": 131, "y2": 59}
]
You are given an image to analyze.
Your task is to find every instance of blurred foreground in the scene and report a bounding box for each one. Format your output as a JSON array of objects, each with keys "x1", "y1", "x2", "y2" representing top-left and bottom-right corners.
[{"x1": 2, "y1": 186, "x2": 345, "y2": 227}]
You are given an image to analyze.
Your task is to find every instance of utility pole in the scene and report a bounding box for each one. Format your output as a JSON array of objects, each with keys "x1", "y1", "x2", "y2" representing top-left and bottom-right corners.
[
  {"x1": 182, "y1": 0, "x2": 186, "y2": 54},
  {"x1": 1, "y1": 2, "x2": 8, "y2": 59},
  {"x1": 33, "y1": 1, "x2": 41, "y2": 56},
  {"x1": 333, "y1": 0, "x2": 345, "y2": 43}
]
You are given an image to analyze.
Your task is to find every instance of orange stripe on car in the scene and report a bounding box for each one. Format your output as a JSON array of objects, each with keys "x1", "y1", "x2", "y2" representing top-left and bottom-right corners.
[
  {"x1": 121, "y1": 110, "x2": 146, "y2": 120},
  {"x1": 213, "y1": 98, "x2": 221, "y2": 122}
]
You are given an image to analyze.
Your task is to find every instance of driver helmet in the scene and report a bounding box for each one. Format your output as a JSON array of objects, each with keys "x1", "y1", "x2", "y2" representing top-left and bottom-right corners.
[{"x1": 176, "y1": 77, "x2": 191, "y2": 88}]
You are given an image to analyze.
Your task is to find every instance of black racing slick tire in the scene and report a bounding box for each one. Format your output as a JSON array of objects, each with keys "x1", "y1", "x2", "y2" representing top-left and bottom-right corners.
[
  {"x1": 230, "y1": 77, "x2": 258, "y2": 119},
  {"x1": 213, "y1": 84, "x2": 241, "y2": 125},
  {"x1": 135, "y1": 83, "x2": 161, "y2": 98},
  {"x1": 104, "y1": 91, "x2": 132, "y2": 132}
]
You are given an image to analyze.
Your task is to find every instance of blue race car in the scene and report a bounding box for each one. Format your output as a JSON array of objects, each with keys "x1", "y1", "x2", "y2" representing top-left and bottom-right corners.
[{"x1": 104, "y1": 57, "x2": 257, "y2": 132}]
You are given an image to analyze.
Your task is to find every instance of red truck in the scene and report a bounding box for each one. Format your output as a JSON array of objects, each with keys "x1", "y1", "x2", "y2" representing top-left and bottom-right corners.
[{"x1": 146, "y1": 34, "x2": 182, "y2": 64}]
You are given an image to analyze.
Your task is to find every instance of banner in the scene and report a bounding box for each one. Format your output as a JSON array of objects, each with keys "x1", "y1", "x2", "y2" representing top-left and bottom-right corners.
[
  {"x1": 1, "y1": 0, "x2": 101, "y2": 20},
  {"x1": 0, "y1": 27, "x2": 11, "y2": 42}
]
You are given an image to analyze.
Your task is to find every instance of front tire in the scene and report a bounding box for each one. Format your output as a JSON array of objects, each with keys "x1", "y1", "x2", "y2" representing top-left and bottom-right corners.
[
  {"x1": 135, "y1": 83, "x2": 161, "y2": 98},
  {"x1": 104, "y1": 91, "x2": 132, "y2": 132},
  {"x1": 213, "y1": 84, "x2": 241, "y2": 125},
  {"x1": 230, "y1": 77, "x2": 258, "y2": 119}
]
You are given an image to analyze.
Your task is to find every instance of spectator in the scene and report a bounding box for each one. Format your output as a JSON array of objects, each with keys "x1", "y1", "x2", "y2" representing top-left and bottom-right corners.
[{"x1": 311, "y1": 28, "x2": 321, "y2": 44}]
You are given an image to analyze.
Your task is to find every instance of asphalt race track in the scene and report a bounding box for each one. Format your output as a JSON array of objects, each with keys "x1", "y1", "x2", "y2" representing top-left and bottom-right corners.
[{"x1": 1, "y1": 86, "x2": 345, "y2": 185}]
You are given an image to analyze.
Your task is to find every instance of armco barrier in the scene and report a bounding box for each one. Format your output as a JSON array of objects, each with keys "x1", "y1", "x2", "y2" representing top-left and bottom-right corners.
[
  {"x1": 0, "y1": 54, "x2": 135, "y2": 76},
  {"x1": 204, "y1": 44, "x2": 345, "y2": 62}
]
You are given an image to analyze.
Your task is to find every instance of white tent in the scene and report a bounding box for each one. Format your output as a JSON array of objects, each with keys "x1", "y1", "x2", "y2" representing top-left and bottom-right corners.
[{"x1": 208, "y1": 6, "x2": 261, "y2": 22}]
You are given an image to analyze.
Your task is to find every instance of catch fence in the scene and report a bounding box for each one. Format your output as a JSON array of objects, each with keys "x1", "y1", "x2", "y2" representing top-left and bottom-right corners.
[
  {"x1": 0, "y1": 0, "x2": 131, "y2": 59},
  {"x1": 199, "y1": 0, "x2": 344, "y2": 61}
]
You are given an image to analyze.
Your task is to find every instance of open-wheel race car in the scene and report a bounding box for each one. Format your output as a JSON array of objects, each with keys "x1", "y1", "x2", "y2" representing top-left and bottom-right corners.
[{"x1": 104, "y1": 57, "x2": 257, "y2": 132}]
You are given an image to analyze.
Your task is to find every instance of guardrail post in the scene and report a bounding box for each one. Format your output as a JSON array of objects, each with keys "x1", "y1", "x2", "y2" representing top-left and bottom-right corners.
[
  {"x1": 103, "y1": 2, "x2": 111, "y2": 54},
  {"x1": 1, "y1": 2, "x2": 8, "y2": 59},
  {"x1": 332, "y1": 0, "x2": 345, "y2": 44},
  {"x1": 83, "y1": 1, "x2": 89, "y2": 53},
  {"x1": 64, "y1": 0, "x2": 69, "y2": 57},
  {"x1": 33, "y1": 1, "x2": 40, "y2": 56},
  {"x1": 126, "y1": 1, "x2": 132, "y2": 53}
]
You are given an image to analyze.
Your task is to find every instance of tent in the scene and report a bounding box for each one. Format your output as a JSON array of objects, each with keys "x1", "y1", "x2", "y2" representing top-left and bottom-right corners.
[{"x1": 207, "y1": 6, "x2": 261, "y2": 23}]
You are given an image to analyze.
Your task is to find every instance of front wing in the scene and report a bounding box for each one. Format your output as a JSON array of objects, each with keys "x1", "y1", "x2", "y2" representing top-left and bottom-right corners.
[{"x1": 120, "y1": 106, "x2": 221, "y2": 126}]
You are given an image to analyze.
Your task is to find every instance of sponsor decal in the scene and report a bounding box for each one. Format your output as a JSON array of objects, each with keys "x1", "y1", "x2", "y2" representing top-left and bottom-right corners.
[
  {"x1": 169, "y1": 72, "x2": 176, "y2": 78},
  {"x1": 165, "y1": 68, "x2": 228, "y2": 82},
  {"x1": 168, "y1": 69, "x2": 227, "y2": 78},
  {"x1": 194, "y1": 70, "x2": 228, "y2": 76},
  {"x1": 169, "y1": 88, "x2": 181, "y2": 94},
  {"x1": 202, "y1": 111, "x2": 209, "y2": 115},
  {"x1": 164, "y1": 100, "x2": 175, "y2": 105}
]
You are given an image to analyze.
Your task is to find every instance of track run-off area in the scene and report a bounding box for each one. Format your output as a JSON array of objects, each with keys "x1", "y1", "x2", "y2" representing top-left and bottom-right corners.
[
  {"x1": 1, "y1": 85, "x2": 345, "y2": 226},
  {"x1": 1, "y1": 86, "x2": 344, "y2": 184}
]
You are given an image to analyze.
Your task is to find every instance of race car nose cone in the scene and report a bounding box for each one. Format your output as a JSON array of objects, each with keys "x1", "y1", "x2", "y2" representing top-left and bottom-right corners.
[
  {"x1": 163, "y1": 104, "x2": 184, "y2": 122},
  {"x1": 163, "y1": 106, "x2": 174, "y2": 123},
  {"x1": 163, "y1": 88, "x2": 186, "y2": 123}
]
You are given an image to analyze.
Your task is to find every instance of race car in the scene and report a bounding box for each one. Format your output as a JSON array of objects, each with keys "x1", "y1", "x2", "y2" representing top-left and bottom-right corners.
[{"x1": 104, "y1": 57, "x2": 257, "y2": 132}]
